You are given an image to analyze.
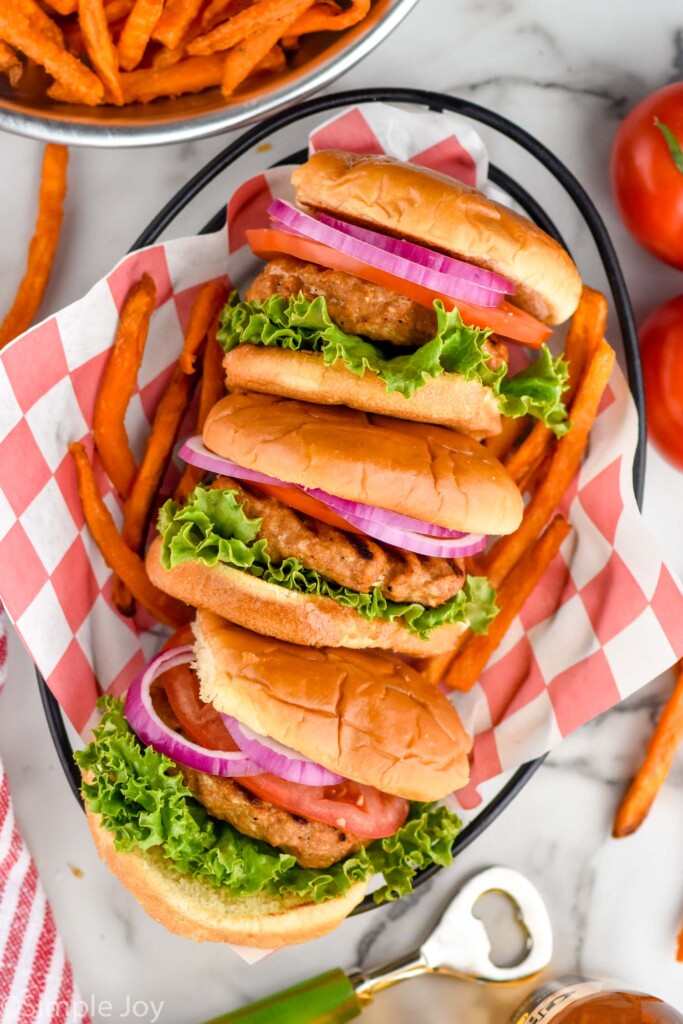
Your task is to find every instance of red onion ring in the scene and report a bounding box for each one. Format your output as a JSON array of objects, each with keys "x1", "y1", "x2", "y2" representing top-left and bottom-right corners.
[
  {"x1": 318, "y1": 506, "x2": 488, "y2": 558},
  {"x1": 178, "y1": 437, "x2": 284, "y2": 486},
  {"x1": 222, "y1": 715, "x2": 344, "y2": 786},
  {"x1": 315, "y1": 211, "x2": 515, "y2": 295},
  {"x1": 124, "y1": 646, "x2": 263, "y2": 777},
  {"x1": 180, "y1": 434, "x2": 481, "y2": 548},
  {"x1": 303, "y1": 487, "x2": 468, "y2": 539},
  {"x1": 267, "y1": 200, "x2": 506, "y2": 309}
]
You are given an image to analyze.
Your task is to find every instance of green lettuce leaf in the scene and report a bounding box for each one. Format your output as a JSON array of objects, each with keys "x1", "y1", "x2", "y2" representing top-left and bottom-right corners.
[
  {"x1": 158, "y1": 487, "x2": 498, "y2": 640},
  {"x1": 218, "y1": 292, "x2": 570, "y2": 436},
  {"x1": 75, "y1": 698, "x2": 462, "y2": 905},
  {"x1": 497, "y1": 343, "x2": 570, "y2": 435}
]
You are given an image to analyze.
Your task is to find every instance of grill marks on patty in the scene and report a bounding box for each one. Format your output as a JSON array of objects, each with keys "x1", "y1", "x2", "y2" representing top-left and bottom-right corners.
[
  {"x1": 246, "y1": 255, "x2": 509, "y2": 368},
  {"x1": 215, "y1": 475, "x2": 467, "y2": 608},
  {"x1": 181, "y1": 769, "x2": 366, "y2": 869}
]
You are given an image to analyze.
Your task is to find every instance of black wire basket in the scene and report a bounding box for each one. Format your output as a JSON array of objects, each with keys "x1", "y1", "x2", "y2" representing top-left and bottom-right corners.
[{"x1": 38, "y1": 87, "x2": 645, "y2": 917}]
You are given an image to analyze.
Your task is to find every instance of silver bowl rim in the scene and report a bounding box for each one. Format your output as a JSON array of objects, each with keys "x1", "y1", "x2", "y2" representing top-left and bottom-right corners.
[{"x1": 0, "y1": 0, "x2": 421, "y2": 148}]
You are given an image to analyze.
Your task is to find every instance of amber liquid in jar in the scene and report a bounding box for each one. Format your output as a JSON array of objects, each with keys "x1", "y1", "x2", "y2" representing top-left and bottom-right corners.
[{"x1": 509, "y1": 976, "x2": 683, "y2": 1023}]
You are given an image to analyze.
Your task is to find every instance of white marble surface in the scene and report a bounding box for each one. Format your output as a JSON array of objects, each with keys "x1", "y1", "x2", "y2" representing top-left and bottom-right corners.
[{"x1": 2, "y1": 1, "x2": 683, "y2": 1021}]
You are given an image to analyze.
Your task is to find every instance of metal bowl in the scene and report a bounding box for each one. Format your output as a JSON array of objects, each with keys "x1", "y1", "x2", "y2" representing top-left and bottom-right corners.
[{"x1": 0, "y1": 0, "x2": 419, "y2": 147}]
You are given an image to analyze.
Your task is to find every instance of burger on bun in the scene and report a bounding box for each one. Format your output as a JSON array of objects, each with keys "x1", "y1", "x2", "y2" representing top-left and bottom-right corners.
[
  {"x1": 218, "y1": 151, "x2": 580, "y2": 439},
  {"x1": 76, "y1": 611, "x2": 468, "y2": 947},
  {"x1": 147, "y1": 391, "x2": 523, "y2": 655}
]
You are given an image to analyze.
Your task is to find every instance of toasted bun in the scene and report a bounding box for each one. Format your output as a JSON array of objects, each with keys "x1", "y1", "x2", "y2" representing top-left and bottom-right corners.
[
  {"x1": 203, "y1": 393, "x2": 523, "y2": 536},
  {"x1": 292, "y1": 151, "x2": 582, "y2": 326},
  {"x1": 146, "y1": 535, "x2": 466, "y2": 656},
  {"x1": 194, "y1": 610, "x2": 472, "y2": 800},
  {"x1": 85, "y1": 806, "x2": 367, "y2": 947},
  {"x1": 223, "y1": 346, "x2": 502, "y2": 439}
]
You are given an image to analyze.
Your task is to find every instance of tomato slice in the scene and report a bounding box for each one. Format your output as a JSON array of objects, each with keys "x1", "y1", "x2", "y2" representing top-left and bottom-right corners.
[
  {"x1": 160, "y1": 664, "x2": 409, "y2": 839},
  {"x1": 249, "y1": 481, "x2": 366, "y2": 536},
  {"x1": 162, "y1": 662, "x2": 237, "y2": 752},
  {"x1": 247, "y1": 228, "x2": 551, "y2": 348},
  {"x1": 238, "y1": 773, "x2": 409, "y2": 840}
]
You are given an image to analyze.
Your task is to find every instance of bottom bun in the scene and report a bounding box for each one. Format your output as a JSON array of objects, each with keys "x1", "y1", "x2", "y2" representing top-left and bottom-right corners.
[
  {"x1": 146, "y1": 536, "x2": 466, "y2": 656},
  {"x1": 223, "y1": 346, "x2": 502, "y2": 439},
  {"x1": 87, "y1": 807, "x2": 368, "y2": 947}
]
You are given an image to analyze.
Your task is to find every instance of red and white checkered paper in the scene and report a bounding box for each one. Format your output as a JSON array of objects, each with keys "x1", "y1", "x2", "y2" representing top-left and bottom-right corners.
[{"x1": 0, "y1": 103, "x2": 682, "y2": 812}]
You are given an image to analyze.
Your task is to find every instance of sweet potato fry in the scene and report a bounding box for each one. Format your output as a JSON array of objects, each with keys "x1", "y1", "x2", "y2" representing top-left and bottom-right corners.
[
  {"x1": 200, "y1": 0, "x2": 254, "y2": 30},
  {"x1": 61, "y1": 0, "x2": 135, "y2": 58},
  {"x1": 15, "y1": 0, "x2": 64, "y2": 47},
  {"x1": 485, "y1": 415, "x2": 529, "y2": 462},
  {"x1": 444, "y1": 516, "x2": 572, "y2": 692},
  {"x1": 151, "y1": 43, "x2": 186, "y2": 68},
  {"x1": 504, "y1": 286, "x2": 608, "y2": 488},
  {"x1": 480, "y1": 339, "x2": 615, "y2": 589},
  {"x1": 677, "y1": 926, "x2": 683, "y2": 964},
  {"x1": 253, "y1": 43, "x2": 286, "y2": 72},
  {"x1": 112, "y1": 361, "x2": 198, "y2": 611},
  {"x1": 420, "y1": 648, "x2": 462, "y2": 687},
  {"x1": 42, "y1": 0, "x2": 78, "y2": 13},
  {"x1": 613, "y1": 660, "x2": 683, "y2": 838},
  {"x1": 189, "y1": 0, "x2": 311, "y2": 56},
  {"x1": 518, "y1": 448, "x2": 553, "y2": 497},
  {"x1": 69, "y1": 443, "x2": 192, "y2": 628},
  {"x1": 79, "y1": 0, "x2": 124, "y2": 104},
  {"x1": 288, "y1": 0, "x2": 369, "y2": 33},
  {"x1": 180, "y1": 281, "x2": 229, "y2": 374},
  {"x1": 0, "y1": 9, "x2": 104, "y2": 104},
  {"x1": 105, "y1": 0, "x2": 138, "y2": 19},
  {"x1": 0, "y1": 41, "x2": 22, "y2": 88},
  {"x1": 148, "y1": 8, "x2": 220, "y2": 68},
  {"x1": 118, "y1": 54, "x2": 227, "y2": 102},
  {"x1": 504, "y1": 420, "x2": 550, "y2": 489},
  {"x1": 564, "y1": 286, "x2": 608, "y2": 396},
  {"x1": 93, "y1": 274, "x2": 156, "y2": 499},
  {"x1": 152, "y1": 0, "x2": 204, "y2": 50},
  {"x1": 117, "y1": 0, "x2": 164, "y2": 70},
  {"x1": 54, "y1": 52, "x2": 244, "y2": 104},
  {"x1": 221, "y1": 0, "x2": 312, "y2": 96},
  {"x1": 174, "y1": 327, "x2": 227, "y2": 501},
  {"x1": 0, "y1": 144, "x2": 68, "y2": 351}
]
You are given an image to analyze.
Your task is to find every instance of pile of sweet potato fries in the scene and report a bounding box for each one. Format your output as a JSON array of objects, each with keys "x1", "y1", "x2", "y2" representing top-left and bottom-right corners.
[
  {"x1": 421, "y1": 286, "x2": 614, "y2": 692},
  {"x1": 0, "y1": 0, "x2": 371, "y2": 105},
  {"x1": 70, "y1": 273, "x2": 230, "y2": 627}
]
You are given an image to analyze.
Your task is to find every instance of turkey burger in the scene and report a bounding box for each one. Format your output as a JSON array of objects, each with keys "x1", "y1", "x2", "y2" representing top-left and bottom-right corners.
[
  {"x1": 147, "y1": 391, "x2": 524, "y2": 655},
  {"x1": 218, "y1": 150, "x2": 581, "y2": 439},
  {"x1": 77, "y1": 611, "x2": 469, "y2": 947}
]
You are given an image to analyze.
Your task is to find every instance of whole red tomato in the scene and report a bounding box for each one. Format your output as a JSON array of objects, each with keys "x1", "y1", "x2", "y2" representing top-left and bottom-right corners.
[
  {"x1": 612, "y1": 83, "x2": 683, "y2": 268},
  {"x1": 640, "y1": 295, "x2": 683, "y2": 470}
]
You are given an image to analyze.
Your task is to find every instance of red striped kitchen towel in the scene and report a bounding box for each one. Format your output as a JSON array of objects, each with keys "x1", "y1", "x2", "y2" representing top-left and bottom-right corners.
[{"x1": 0, "y1": 603, "x2": 90, "y2": 1024}]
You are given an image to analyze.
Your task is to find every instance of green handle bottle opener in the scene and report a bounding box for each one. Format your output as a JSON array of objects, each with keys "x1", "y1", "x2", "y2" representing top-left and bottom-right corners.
[{"x1": 204, "y1": 866, "x2": 553, "y2": 1024}]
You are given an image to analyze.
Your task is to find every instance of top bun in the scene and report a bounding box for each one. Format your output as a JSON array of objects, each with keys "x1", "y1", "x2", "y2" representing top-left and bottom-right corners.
[
  {"x1": 292, "y1": 150, "x2": 582, "y2": 326},
  {"x1": 203, "y1": 392, "x2": 523, "y2": 536},
  {"x1": 193, "y1": 610, "x2": 472, "y2": 801}
]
